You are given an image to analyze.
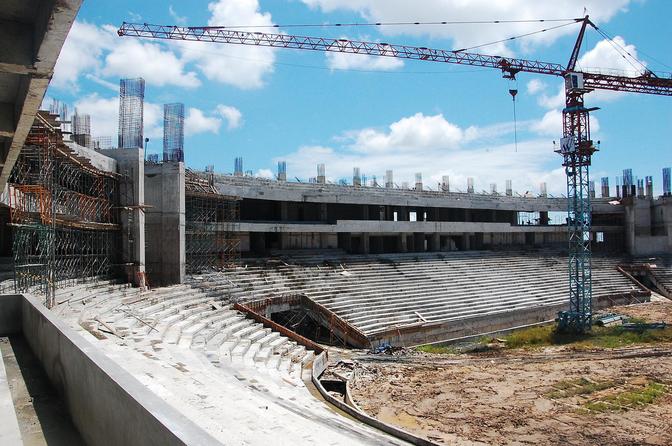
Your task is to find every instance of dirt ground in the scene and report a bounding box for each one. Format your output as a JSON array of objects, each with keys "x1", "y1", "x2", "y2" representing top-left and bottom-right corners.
[
  {"x1": 349, "y1": 302, "x2": 672, "y2": 446},
  {"x1": 606, "y1": 301, "x2": 672, "y2": 323}
]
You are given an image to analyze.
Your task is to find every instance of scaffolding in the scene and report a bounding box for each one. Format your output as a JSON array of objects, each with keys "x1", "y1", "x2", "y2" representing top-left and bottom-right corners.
[
  {"x1": 185, "y1": 171, "x2": 240, "y2": 273},
  {"x1": 118, "y1": 78, "x2": 145, "y2": 149},
  {"x1": 8, "y1": 112, "x2": 121, "y2": 307},
  {"x1": 163, "y1": 103, "x2": 184, "y2": 162}
]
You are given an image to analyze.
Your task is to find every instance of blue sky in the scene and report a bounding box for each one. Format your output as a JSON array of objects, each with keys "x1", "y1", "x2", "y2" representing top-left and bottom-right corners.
[{"x1": 47, "y1": 0, "x2": 671, "y2": 195}]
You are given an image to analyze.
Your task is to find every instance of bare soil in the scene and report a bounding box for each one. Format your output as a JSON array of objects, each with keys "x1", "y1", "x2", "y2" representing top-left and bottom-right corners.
[
  {"x1": 349, "y1": 302, "x2": 672, "y2": 446},
  {"x1": 607, "y1": 301, "x2": 672, "y2": 323}
]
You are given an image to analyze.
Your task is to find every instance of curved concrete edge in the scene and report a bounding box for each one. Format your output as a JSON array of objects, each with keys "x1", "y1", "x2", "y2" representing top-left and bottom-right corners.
[
  {"x1": 0, "y1": 294, "x2": 221, "y2": 446},
  {"x1": 0, "y1": 343, "x2": 22, "y2": 445},
  {"x1": 311, "y1": 351, "x2": 439, "y2": 446}
]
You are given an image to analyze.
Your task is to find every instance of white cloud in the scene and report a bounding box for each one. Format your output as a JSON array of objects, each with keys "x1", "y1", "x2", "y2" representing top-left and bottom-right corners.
[
  {"x1": 345, "y1": 113, "x2": 463, "y2": 153},
  {"x1": 301, "y1": 1, "x2": 631, "y2": 55},
  {"x1": 103, "y1": 37, "x2": 200, "y2": 89},
  {"x1": 177, "y1": 0, "x2": 276, "y2": 89},
  {"x1": 278, "y1": 112, "x2": 569, "y2": 195},
  {"x1": 169, "y1": 5, "x2": 187, "y2": 25},
  {"x1": 185, "y1": 108, "x2": 222, "y2": 136},
  {"x1": 530, "y1": 109, "x2": 562, "y2": 136},
  {"x1": 256, "y1": 168, "x2": 274, "y2": 179},
  {"x1": 577, "y1": 35, "x2": 645, "y2": 76},
  {"x1": 84, "y1": 74, "x2": 118, "y2": 92},
  {"x1": 326, "y1": 52, "x2": 404, "y2": 71},
  {"x1": 52, "y1": 21, "x2": 201, "y2": 90},
  {"x1": 72, "y1": 94, "x2": 119, "y2": 138},
  {"x1": 51, "y1": 21, "x2": 113, "y2": 89},
  {"x1": 526, "y1": 79, "x2": 546, "y2": 95},
  {"x1": 73, "y1": 94, "x2": 224, "y2": 142},
  {"x1": 216, "y1": 105, "x2": 243, "y2": 129}
]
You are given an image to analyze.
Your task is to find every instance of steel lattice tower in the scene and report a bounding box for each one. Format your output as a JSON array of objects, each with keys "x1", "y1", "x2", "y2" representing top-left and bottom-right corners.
[{"x1": 556, "y1": 77, "x2": 597, "y2": 332}]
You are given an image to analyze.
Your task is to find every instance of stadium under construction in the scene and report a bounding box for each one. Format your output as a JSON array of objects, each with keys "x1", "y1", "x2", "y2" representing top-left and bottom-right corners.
[{"x1": 1, "y1": 2, "x2": 671, "y2": 445}]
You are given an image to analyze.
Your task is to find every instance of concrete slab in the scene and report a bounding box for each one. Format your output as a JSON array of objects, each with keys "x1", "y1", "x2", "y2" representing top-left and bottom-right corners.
[{"x1": 0, "y1": 339, "x2": 21, "y2": 446}]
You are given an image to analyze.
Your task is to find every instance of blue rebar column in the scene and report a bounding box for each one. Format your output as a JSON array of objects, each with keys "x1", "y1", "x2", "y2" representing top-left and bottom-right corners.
[
  {"x1": 557, "y1": 78, "x2": 596, "y2": 333},
  {"x1": 163, "y1": 103, "x2": 184, "y2": 162},
  {"x1": 118, "y1": 78, "x2": 145, "y2": 149}
]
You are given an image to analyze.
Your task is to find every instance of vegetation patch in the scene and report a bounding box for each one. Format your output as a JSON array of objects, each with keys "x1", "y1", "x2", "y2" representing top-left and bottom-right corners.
[
  {"x1": 546, "y1": 377, "x2": 616, "y2": 399},
  {"x1": 493, "y1": 323, "x2": 672, "y2": 350},
  {"x1": 415, "y1": 320, "x2": 672, "y2": 355},
  {"x1": 582, "y1": 381, "x2": 668, "y2": 413}
]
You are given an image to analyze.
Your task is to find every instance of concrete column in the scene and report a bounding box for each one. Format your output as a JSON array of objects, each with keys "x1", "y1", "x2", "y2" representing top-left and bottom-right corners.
[
  {"x1": 397, "y1": 233, "x2": 408, "y2": 253},
  {"x1": 102, "y1": 148, "x2": 145, "y2": 285},
  {"x1": 462, "y1": 233, "x2": 471, "y2": 250},
  {"x1": 361, "y1": 233, "x2": 370, "y2": 254},
  {"x1": 280, "y1": 202, "x2": 289, "y2": 221},
  {"x1": 539, "y1": 211, "x2": 549, "y2": 226},
  {"x1": 361, "y1": 205, "x2": 369, "y2": 220},
  {"x1": 250, "y1": 232, "x2": 265, "y2": 254},
  {"x1": 413, "y1": 233, "x2": 425, "y2": 252},
  {"x1": 339, "y1": 233, "x2": 352, "y2": 253},
  {"x1": 280, "y1": 233, "x2": 291, "y2": 250},
  {"x1": 144, "y1": 162, "x2": 185, "y2": 286},
  {"x1": 429, "y1": 233, "x2": 440, "y2": 252},
  {"x1": 319, "y1": 203, "x2": 328, "y2": 222}
]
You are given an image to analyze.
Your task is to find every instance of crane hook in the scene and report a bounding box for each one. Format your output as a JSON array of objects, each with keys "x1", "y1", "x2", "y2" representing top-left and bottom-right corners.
[{"x1": 509, "y1": 80, "x2": 519, "y2": 153}]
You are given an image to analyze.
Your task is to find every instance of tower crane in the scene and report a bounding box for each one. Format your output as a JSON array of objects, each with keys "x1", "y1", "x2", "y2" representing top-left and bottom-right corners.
[{"x1": 118, "y1": 17, "x2": 672, "y2": 333}]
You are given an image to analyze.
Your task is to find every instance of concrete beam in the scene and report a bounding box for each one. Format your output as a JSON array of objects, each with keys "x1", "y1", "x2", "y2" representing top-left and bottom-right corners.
[
  {"x1": 0, "y1": 103, "x2": 14, "y2": 138},
  {"x1": 0, "y1": 0, "x2": 82, "y2": 193},
  {"x1": 227, "y1": 220, "x2": 622, "y2": 235},
  {"x1": 212, "y1": 176, "x2": 624, "y2": 214}
]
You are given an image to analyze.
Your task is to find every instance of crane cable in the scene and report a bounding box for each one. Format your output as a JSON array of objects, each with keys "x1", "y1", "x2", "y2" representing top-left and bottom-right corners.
[
  {"x1": 453, "y1": 21, "x2": 580, "y2": 52},
  {"x1": 589, "y1": 24, "x2": 650, "y2": 75},
  {"x1": 203, "y1": 18, "x2": 583, "y2": 30}
]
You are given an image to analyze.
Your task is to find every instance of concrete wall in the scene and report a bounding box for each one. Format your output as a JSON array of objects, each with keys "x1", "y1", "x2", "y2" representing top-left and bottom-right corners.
[
  {"x1": 624, "y1": 196, "x2": 672, "y2": 256},
  {"x1": 145, "y1": 162, "x2": 185, "y2": 286},
  {"x1": 369, "y1": 293, "x2": 650, "y2": 347},
  {"x1": 0, "y1": 294, "x2": 22, "y2": 335},
  {"x1": 0, "y1": 294, "x2": 218, "y2": 446},
  {"x1": 103, "y1": 149, "x2": 146, "y2": 284},
  {"x1": 68, "y1": 142, "x2": 117, "y2": 173}
]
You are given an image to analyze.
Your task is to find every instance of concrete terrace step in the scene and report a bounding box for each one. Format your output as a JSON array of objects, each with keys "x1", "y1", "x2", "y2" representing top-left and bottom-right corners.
[{"x1": 189, "y1": 251, "x2": 641, "y2": 339}]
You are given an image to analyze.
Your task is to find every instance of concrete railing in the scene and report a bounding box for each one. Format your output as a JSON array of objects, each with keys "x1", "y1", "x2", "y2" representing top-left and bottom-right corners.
[{"x1": 0, "y1": 294, "x2": 219, "y2": 446}]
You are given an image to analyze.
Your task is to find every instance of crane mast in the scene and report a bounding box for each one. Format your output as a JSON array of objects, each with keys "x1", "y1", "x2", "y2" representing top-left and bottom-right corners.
[{"x1": 118, "y1": 18, "x2": 672, "y2": 333}]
